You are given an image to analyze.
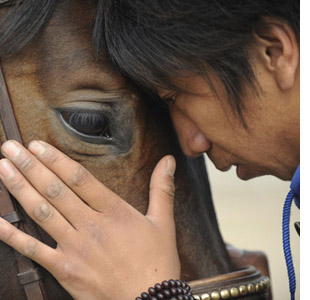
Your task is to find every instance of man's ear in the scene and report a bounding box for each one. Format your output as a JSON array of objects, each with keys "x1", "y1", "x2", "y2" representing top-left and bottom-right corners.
[{"x1": 253, "y1": 18, "x2": 299, "y2": 91}]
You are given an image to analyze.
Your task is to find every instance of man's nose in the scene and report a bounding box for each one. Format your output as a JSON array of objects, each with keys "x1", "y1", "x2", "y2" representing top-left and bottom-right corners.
[
  {"x1": 170, "y1": 109, "x2": 212, "y2": 157},
  {"x1": 186, "y1": 130, "x2": 212, "y2": 157}
]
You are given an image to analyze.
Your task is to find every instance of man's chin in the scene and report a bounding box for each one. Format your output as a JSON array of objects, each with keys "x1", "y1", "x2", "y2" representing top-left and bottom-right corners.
[{"x1": 236, "y1": 165, "x2": 266, "y2": 181}]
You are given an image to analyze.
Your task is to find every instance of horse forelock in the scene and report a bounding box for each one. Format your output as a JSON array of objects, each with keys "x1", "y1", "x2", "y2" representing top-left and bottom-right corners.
[{"x1": 0, "y1": 0, "x2": 110, "y2": 60}]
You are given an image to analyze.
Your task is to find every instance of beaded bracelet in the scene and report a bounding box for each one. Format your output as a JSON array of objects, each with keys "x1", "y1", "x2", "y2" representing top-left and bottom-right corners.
[{"x1": 135, "y1": 279, "x2": 194, "y2": 300}]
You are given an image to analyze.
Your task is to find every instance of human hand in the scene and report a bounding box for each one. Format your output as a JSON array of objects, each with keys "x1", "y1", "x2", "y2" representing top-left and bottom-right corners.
[{"x1": 0, "y1": 140, "x2": 180, "y2": 300}]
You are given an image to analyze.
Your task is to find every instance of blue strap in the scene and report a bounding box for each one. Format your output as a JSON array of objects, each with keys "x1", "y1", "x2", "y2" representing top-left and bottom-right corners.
[
  {"x1": 282, "y1": 190, "x2": 296, "y2": 300},
  {"x1": 290, "y1": 165, "x2": 300, "y2": 209},
  {"x1": 283, "y1": 165, "x2": 300, "y2": 300}
]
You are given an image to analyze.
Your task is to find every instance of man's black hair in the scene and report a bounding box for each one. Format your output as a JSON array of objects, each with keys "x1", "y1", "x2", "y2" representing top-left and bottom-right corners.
[{"x1": 97, "y1": 0, "x2": 300, "y2": 121}]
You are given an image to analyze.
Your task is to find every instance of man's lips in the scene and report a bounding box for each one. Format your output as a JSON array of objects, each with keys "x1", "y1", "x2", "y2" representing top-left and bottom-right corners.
[
  {"x1": 207, "y1": 155, "x2": 234, "y2": 172},
  {"x1": 207, "y1": 151, "x2": 235, "y2": 172},
  {"x1": 216, "y1": 164, "x2": 233, "y2": 172}
]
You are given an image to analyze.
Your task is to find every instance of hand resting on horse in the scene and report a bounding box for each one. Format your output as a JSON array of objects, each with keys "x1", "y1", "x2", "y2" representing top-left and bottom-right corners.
[{"x1": 0, "y1": 140, "x2": 180, "y2": 300}]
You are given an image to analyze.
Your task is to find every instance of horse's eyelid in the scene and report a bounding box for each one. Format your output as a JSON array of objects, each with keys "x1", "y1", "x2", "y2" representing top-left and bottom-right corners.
[{"x1": 56, "y1": 108, "x2": 110, "y2": 116}]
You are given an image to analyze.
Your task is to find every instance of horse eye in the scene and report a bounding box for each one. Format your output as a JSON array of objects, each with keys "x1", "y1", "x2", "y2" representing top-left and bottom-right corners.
[{"x1": 61, "y1": 111, "x2": 111, "y2": 138}]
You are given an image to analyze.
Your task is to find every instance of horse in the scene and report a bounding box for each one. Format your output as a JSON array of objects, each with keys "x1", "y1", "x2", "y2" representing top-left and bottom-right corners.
[{"x1": 0, "y1": 1, "x2": 270, "y2": 299}]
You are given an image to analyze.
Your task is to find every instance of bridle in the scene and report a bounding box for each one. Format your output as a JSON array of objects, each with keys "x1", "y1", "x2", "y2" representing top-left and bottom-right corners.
[
  {"x1": 0, "y1": 4, "x2": 49, "y2": 298},
  {"x1": 0, "y1": 1, "x2": 271, "y2": 300},
  {"x1": 188, "y1": 266, "x2": 270, "y2": 300},
  {"x1": 0, "y1": 65, "x2": 49, "y2": 300}
]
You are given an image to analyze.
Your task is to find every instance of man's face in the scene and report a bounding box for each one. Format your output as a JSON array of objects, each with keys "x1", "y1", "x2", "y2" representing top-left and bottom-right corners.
[{"x1": 159, "y1": 57, "x2": 299, "y2": 181}]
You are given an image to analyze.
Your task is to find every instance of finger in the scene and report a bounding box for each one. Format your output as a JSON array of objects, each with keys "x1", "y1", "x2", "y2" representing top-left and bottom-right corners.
[
  {"x1": 0, "y1": 158, "x2": 75, "y2": 243},
  {"x1": 0, "y1": 217, "x2": 60, "y2": 273},
  {"x1": 27, "y1": 140, "x2": 122, "y2": 212},
  {"x1": 1, "y1": 140, "x2": 92, "y2": 225},
  {"x1": 147, "y1": 155, "x2": 176, "y2": 227}
]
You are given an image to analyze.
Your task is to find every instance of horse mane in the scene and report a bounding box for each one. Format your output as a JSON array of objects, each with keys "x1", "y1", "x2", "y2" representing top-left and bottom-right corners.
[{"x1": 0, "y1": 0, "x2": 107, "y2": 58}]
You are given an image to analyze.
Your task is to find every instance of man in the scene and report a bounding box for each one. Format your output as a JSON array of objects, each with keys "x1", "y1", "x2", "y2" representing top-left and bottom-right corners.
[{"x1": 101, "y1": 2, "x2": 300, "y2": 298}]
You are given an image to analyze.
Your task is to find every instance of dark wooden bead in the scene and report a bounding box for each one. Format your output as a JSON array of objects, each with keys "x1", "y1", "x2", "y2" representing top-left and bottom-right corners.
[
  {"x1": 148, "y1": 287, "x2": 157, "y2": 296},
  {"x1": 157, "y1": 293, "x2": 165, "y2": 300},
  {"x1": 155, "y1": 283, "x2": 162, "y2": 292},
  {"x1": 171, "y1": 287, "x2": 177, "y2": 296},
  {"x1": 161, "y1": 280, "x2": 170, "y2": 289},
  {"x1": 169, "y1": 279, "x2": 176, "y2": 287},
  {"x1": 163, "y1": 289, "x2": 171, "y2": 298},
  {"x1": 137, "y1": 279, "x2": 191, "y2": 300},
  {"x1": 141, "y1": 293, "x2": 150, "y2": 300}
]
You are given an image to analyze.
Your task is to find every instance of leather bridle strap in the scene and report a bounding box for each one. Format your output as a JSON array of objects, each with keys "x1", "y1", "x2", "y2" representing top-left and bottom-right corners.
[
  {"x1": 0, "y1": 69, "x2": 22, "y2": 143},
  {"x1": 189, "y1": 266, "x2": 270, "y2": 300},
  {"x1": 0, "y1": 64, "x2": 48, "y2": 300}
]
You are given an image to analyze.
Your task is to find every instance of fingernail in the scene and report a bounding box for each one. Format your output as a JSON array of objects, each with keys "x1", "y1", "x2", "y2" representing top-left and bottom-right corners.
[
  {"x1": 1, "y1": 141, "x2": 21, "y2": 158},
  {"x1": 165, "y1": 157, "x2": 176, "y2": 177},
  {"x1": 34, "y1": 202, "x2": 51, "y2": 221},
  {"x1": 28, "y1": 141, "x2": 46, "y2": 156},
  {"x1": 0, "y1": 160, "x2": 15, "y2": 179}
]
